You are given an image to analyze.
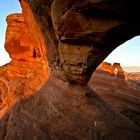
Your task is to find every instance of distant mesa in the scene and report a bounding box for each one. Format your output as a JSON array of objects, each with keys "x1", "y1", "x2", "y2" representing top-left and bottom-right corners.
[{"x1": 99, "y1": 62, "x2": 125, "y2": 79}]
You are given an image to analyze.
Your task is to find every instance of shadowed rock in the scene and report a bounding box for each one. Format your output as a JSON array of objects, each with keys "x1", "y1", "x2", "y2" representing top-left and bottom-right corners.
[
  {"x1": 21, "y1": 0, "x2": 140, "y2": 84},
  {"x1": 0, "y1": 0, "x2": 140, "y2": 139}
]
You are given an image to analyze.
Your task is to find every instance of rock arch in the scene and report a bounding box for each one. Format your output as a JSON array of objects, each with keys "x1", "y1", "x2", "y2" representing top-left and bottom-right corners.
[
  {"x1": 19, "y1": 0, "x2": 140, "y2": 84},
  {"x1": 98, "y1": 62, "x2": 125, "y2": 79},
  {"x1": 111, "y1": 63, "x2": 125, "y2": 79},
  {"x1": 0, "y1": 1, "x2": 139, "y2": 139}
]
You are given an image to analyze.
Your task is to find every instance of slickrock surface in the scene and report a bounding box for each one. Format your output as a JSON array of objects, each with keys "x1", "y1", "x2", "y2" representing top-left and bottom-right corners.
[
  {"x1": 126, "y1": 72, "x2": 140, "y2": 91},
  {"x1": 89, "y1": 69, "x2": 140, "y2": 129},
  {"x1": 0, "y1": 63, "x2": 139, "y2": 139},
  {"x1": 0, "y1": 0, "x2": 140, "y2": 139},
  {"x1": 0, "y1": 74, "x2": 140, "y2": 140}
]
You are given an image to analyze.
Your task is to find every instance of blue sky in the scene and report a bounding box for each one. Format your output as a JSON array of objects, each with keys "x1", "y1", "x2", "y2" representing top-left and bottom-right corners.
[
  {"x1": 0, "y1": 1, "x2": 140, "y2": 68},
  {"x1": 105, "y1": 36, "x2": 140, "y2": 67},
  {"x1": 0, "y1": 0, "x2": 21, "y2": 66}
]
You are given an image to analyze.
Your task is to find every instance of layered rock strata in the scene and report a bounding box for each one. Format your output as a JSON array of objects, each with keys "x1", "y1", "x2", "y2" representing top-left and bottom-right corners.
[
  {"x1": 98, "y1": 62, "x2": 112, "y2": 73},
  {"x1": 89, "y1": 68, "x2": 140, "y2": 129},
  {"x1": 0, "y1": 13, "x2": 49, "y2": 119},
  {"x1": 22, "y1": 0, "x2": 140, "y2": 84},
  {"x1": 0, "y1": 75, "x2": 140, "y2": 140},
  {"x1": 5, "y1": 13, "x2": 46, "y2": 61},
  {"x1": 0, "y1": 0, "x2": 140, "y2": 139},
  {"x1": 99, "y1": 62, "x2": 125, "y2": 79}
]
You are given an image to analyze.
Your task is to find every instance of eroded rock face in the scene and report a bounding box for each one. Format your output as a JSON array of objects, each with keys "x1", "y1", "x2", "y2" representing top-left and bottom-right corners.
[
  {"x1": 99, "y1": 62, "x2": 125, "y2": 79},
  {"x1": 0, "y1": 13, "x2": 49, "y2": 119},
  {"x1": 5, "y1": 14, "x2": 32, "y2": 60},
  {"x1": 1, "y1": 75, "x2": 140, "y2": 140},
  {"x1": 89, "y1": 67, "x2": 140, "y2": 129},
  {"x1": 112, "y1": 63, "x2": 125, "y2": 79},
  {"x1": 0, "y1": 0, "x2": 140, "y2": 139},
  {"x1": 5, "y1": 14, "x2": 45, "y2": 61},
  {"x1": 98, "y1": 62, "x2": 112, "y2": 73},
  {"x1": 21, "y1": 0, "x2": 140, "y2": 84}
]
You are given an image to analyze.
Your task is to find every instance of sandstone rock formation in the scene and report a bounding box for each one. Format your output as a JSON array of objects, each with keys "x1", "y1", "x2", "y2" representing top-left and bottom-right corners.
[
  {"x1": 5, "y1": 13, "x2": 46, "y2": 61},
  {"x1": 0, "y1": 13, "x2": 49, "y2": 120},
  {"x1": 89, "y1": 68, "x2": 140, "y2": 129},
  {"x1": 112, "y1": 63, "x2": 125, "y2": 79},
  {"x1": 99, "y1": 62, "x2": 125, "y2": 79},
  {"x1": 1, "y1": 75, "x2": 140, "y2": 140},
  {"x1": 98, "y1": 62, "x2": 112, "y2": 73},
  {"x1": 0, "y1": 0, "x2": 140, "y2": 139},
  {"x1": 5, "y1": 14, "x2": 33, "y2": 60},
  {"x1": 23, "y1": 0, "x2": 140, "y2": 84}
]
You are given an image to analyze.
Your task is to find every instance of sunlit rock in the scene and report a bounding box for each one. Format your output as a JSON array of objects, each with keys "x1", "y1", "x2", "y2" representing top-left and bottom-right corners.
[
  {"x1": 0, "y1": 0, "x2": 139, "y2": 139},
  {"x1": 112, "y1": 63, "x2": 125, "y2": 79},
  {"x1": 5, "y1": 13, "x2": 46, "y2": 61},
  {"x1": 98, "y1": 62, "x2": 112, "y2": 73},
  {"x1": 99, "y1": 62, "x2": 125, "y2": 79},
  {"x1": 0, "y1": 13, "x2": 49, "y2": 120}
]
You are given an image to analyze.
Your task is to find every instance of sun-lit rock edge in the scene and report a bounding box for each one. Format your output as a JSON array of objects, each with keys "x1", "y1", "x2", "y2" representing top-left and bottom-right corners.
[
  {"x1": 0, "y1": 11, "x2": 50, "y2": 120},
  {"x1": 0, "y1": 0, "x2": 139, "y2": 139}
]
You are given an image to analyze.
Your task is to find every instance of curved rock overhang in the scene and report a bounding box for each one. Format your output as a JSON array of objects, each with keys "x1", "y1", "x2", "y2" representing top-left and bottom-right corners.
[
  {"x1": 0, "y1": 1, "x2": 140, "y2": 139},
  {"x1": 19, "y1": 0, "x2": 140, "y2": 84}
]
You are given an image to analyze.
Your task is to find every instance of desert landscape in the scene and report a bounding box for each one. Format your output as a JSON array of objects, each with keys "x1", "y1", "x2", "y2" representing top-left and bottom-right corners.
[
  {"x1": 0, "y1": 0, "x2": 140, "y2": 140},
  {"x1": 90, "y1": 62, "x2": 140, "y2": 128},
  {"x1": 0, "y1": 61, "x2": 140, "y2": 140}
]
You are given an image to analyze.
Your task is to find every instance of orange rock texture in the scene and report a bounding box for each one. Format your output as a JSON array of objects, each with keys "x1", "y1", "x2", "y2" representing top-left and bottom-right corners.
[
  {"x1": 5, "y1": 13, "x2": 46, "y2": 61},
  {"x1": 99, "y1": 62, "x2": 125, "y2": 79},
  {"x1": 5, "y1": 14, "x2": 33, "y2": 60},
  {"x1": 0, "y1": 13, "x2": 49, "y2": 119},
  {"x1": 98, "y1": 62, "x2": 112, "y2": 73},
  {"x1": 26, "y1": 0, "x2": 140, "y2": 84},
  {"x1": 0, "y1": 0, "x2": 140, "y2": 139}
]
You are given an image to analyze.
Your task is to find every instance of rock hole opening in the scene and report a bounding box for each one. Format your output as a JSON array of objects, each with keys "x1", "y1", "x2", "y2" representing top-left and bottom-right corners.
[
  {"x1": 114, "y1": 68, "x2": 118, "y2": 75},
  {"x1": 33, "y1": 49, "x2": 37, "y2": 58}
]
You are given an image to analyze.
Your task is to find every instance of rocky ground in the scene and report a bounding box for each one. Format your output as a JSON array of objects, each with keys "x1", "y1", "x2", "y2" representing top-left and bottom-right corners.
[
  {"x1": 0, "y1": 65, "x2": 139, "y2": 140},
  {"x1": 0, "y1": 59, "x2": 49, "y2": 120},
  {"x1": 126, "y1": 72, "x2": 140, "y2": 91},
  {"x1": 0, "y1": 0, "x2": 140, "y2": 139},
  {"x1": 89, "y1": 69, "x2": 140, "y2": 129}
]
